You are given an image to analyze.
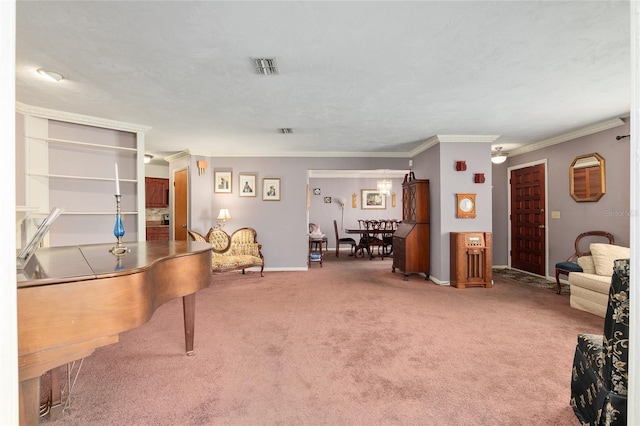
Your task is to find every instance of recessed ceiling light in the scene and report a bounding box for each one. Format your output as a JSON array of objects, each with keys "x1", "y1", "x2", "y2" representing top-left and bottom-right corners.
[
  {"x1": 37, "y1": 68, "x2": 64, "y2": 82},
  {"x1": 278, "y1": 128, "x2": 292, "y2": 134},
  {"x1": 252, "y1": 58, "x2": 279, "y2": 75}
]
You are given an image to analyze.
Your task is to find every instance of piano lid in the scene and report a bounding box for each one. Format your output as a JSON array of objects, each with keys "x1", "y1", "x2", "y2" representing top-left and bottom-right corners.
[
  {"x1": 17, "y1": 241, "x2": 212, "y2": 288},
  {"x1": 17, "y1": 246, "x2": 95, "y2": 288}
]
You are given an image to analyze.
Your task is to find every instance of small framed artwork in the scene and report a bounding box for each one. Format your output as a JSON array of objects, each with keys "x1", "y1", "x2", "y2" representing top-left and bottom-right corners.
[
  {"x1": 214, "y1": 170, "x2": 232, "y2": 193},
  {"x1": 324, "y1": 196, "x2": 332, "y2": 203},
  {"x1": 262, "y1": 178, "x2": 281, "y2": 201},
  {"x1": 238, "y1": 173, "x2": 257, "y2": 197},
  {"x1": 361, "y1": 189, "x2": 386, "y2": 210}
]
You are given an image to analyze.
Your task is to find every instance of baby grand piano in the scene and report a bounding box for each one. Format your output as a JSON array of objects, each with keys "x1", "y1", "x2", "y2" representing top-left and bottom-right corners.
[{"x1": 17, "y1": 241, "x2": 212, "y2": 426}]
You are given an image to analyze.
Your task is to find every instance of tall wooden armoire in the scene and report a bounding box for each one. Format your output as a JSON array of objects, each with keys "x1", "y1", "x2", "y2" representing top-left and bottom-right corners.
[{"x1": 392, "y1": 173, "x2": 430, "y2": 280}]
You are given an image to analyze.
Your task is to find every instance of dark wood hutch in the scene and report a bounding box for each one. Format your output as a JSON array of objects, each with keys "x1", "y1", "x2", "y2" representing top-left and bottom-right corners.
[{"x1": 392, "y1": 172, "x2": 430, "y2": 280}]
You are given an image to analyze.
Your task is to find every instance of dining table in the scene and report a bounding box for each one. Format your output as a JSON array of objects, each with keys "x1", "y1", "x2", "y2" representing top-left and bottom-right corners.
[{"x1": 345, "y1": 227, "x2": 396, "y2": 259}]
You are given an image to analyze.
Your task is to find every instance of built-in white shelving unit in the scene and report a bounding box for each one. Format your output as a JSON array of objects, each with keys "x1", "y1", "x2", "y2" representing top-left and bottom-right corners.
[{"x1": 17, "y1": 103, "x2": 151, "y2": 247}]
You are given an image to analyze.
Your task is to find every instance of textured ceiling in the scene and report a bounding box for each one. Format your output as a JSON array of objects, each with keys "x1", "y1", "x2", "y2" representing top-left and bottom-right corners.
[{"x1": 16, "y1": 1, "x2": 631, "y2": 160}]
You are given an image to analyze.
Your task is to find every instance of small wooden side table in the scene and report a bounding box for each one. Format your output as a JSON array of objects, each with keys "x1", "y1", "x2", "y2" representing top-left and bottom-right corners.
[{"x1": 309, "y1": 237, "x2": 324, "y2": 267}]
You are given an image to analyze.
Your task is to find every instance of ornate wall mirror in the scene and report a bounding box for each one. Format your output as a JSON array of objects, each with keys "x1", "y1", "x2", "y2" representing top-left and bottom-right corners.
[{"x1": 569, "y1": 152, "x2": 605, "y2": 202}]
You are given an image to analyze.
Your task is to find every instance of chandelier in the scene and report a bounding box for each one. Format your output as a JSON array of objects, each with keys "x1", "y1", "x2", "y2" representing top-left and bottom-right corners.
[{"x1": 377, "y1": 178, "x2": 392, "y2": 196}]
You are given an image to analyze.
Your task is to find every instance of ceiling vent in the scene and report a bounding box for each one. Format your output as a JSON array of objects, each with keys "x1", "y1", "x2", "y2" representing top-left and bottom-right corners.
[
  {"x1": 253, "y1": 57, "x2": 279, "y2": 75},
  {"x1": 278, "y1": 128, "x2": 292, "y2": 134}
]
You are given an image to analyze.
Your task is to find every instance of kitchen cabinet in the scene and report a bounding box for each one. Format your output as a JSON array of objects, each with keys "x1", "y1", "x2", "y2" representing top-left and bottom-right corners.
[
  {"x1": 146, "y1": 225, "x2": 170, "y2": 241},
  {"x1": 145, "y1": 177, "x2": 169, "y2": 207}
]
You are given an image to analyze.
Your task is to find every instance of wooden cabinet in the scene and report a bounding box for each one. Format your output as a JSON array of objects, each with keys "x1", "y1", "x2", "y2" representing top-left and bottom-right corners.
[
  {"x1": 392, "y1": 174, "x2": 430, "y2": 280},
  {"x1": 450, "y1": 232, "x2": 492, "y2": 288},
  {"x1": 146, "y1": 226, "x2": 169, "y2": 241},
  {"x1": 145, "y1": 177, "x2": 169, "y2": 207}
]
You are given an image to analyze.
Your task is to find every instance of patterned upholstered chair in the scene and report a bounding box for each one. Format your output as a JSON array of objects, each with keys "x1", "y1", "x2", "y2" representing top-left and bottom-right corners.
[
  {"x1": 188, "y1": 227, "x2": 264, "y2": 277},
  {"x1": 570, "y1": 258, "x2": 629, "y2": 425}
]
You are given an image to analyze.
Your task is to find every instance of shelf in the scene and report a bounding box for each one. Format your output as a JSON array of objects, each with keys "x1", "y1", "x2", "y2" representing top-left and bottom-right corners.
[
  {"x1": 17, "y1": 209, "x2": 139, "y2": 217},
  {"x1": 26, "y1": 135, "x2": 138, "y2": 153},
  {"x1": 28, "y1": 173, "x2": 137, "y2": 183},
  {"x1": 60, "y1": 211, "x2": 139, "y2": 215},
  {"x1": 16, "y1": 206, "x2": 40, "y2": 225},
  {"x1": 21, "y1": 112, "x2": 148, "y2": 246}
]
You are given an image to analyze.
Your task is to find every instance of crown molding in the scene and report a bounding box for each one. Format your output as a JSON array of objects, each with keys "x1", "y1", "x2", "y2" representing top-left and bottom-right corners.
[
  {"x1": 164, "y1": 150, "x2": 192, "y2": 162},
  {"x1": 308, "y1": 169, "x2": 409, "y2": 178},
  {"x1": 188, "y1": 150, "x2": 411, "y2": 158},
  {"x1": 409, "y1": 134, "x2": 500, "y2": 157},
  {"x1": 435, "y1": 134, "x2": 501, "y2": 143},
  {"x1": 409, "y1": 136, "x2": 440, "y2": 157},
  {"x1": 16, "y1": 102, "x2": 152, "y2": 133},
  {"x1": 509, "y1": 117, "x2": 625, "y2": 157}
]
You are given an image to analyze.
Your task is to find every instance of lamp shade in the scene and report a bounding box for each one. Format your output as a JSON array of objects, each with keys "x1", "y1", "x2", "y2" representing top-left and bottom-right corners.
[{"x1": 217, "y1": 208, "x2": 232, "y2": 221}]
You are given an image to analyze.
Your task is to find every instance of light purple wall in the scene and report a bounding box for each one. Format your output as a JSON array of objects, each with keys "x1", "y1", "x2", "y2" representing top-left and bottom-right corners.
[
  {"x1": 19, "y1": 113, "x2": 628, "y2": 276},
  {"x1": 308, "y1": 176, "x2": 404, "y2": 247},
  {"x1": 492, "y1": 119, "x2": 631, "y2": 277},
  {"x1": 188, "y1": 155, "x2": 214, "y2": 233},
  {"x1": 412, "y1": 144, "x2": 441, "y2": 279},
  {"x1": 413, "y1": 142, "x2": 493, "y2": 282},
  {"x1": 189, "y1": 156, "x2": 409, "y2": 269}
]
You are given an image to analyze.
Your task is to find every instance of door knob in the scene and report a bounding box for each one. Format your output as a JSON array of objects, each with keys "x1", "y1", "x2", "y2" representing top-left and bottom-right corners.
[{"x1": 538, "y1": 225, "x2": 545, "y2": 229}]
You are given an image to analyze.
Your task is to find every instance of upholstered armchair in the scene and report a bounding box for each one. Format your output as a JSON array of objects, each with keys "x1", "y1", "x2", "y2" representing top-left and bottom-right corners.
[{"x1": 570, "y1": 258, "x2": 629, "y2": 425}]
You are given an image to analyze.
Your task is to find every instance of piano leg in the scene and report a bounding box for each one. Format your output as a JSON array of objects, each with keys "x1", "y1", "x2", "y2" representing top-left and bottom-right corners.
[
  {"x1": 49, "y1": 366, "x2": 64, "y2": 420},
  {"x1": 182, "y1": 293, "x2": 195, "y2": 356},
  {"x1": 19, "y1": 377, "x2": 39, "y2": 426}
]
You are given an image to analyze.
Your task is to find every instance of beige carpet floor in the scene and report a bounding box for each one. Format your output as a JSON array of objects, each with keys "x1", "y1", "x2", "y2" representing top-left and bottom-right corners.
[{"x1": 40, "y1": 255, "x2": 602, "y2": 425}]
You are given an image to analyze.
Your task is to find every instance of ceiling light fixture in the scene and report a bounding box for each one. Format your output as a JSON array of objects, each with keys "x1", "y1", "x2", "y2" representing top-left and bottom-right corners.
[
  {"x1": 252, "y1": 57, "x2": 279, "y2": 75},
  {"x1": 491, "y1": 147, "x2": 507, "y2": 164},
  {"x1": 144, "y1": 154, "x2": 154, "y2": 164},
  {"x1": 377, "y1": 179, "x2": 392, "y2": 196},
  {"x1": 37, "y1": 68, "x2": 64, "y2": 82},
  {"x1": 377, "y1": 171, "x2": 392, "y2": 196},
  {"x1": 278, "y1": 128, "x2": 292, "y2": 134}
]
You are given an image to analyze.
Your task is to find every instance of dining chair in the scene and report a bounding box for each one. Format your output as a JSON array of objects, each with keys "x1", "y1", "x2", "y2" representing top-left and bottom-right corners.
[
  {"x1": 381, "y1": 220, "x2": 394, "y2": 255},
  {"x1": 333, "y1": 220, "x2": 356, "y2": 257},
  {"x1": 363, "y1": 220, "x2": 385, "y2": 259}
]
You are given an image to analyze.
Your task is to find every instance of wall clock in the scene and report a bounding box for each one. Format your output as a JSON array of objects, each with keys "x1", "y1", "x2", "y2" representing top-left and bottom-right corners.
[
  {"x1": 313, "y1": 188, "x2": 321, "y2": 195},
  {"x1": 456, "y1": 193, "x2": 476, "y2": 219}
]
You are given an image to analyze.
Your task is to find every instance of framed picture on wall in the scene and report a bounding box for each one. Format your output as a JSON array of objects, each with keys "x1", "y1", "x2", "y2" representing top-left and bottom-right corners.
[
  {"x1": 214, "y1": 171, "x2": 232, "y2": 193},
  {"x1": 238, "y1": 173, "x2": 257, "y2": 197},
  {"x1": 263, "y1": 178, "x2": 281, "y2": 201},
  {"x1": 361, "y1": 189, "x2": 386, "y2": 209}
]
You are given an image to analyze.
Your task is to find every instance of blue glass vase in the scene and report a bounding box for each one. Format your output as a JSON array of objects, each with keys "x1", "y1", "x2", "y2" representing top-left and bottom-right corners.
[{"x1": 113, "y1": 213, "x2": 125, "y2": 238}]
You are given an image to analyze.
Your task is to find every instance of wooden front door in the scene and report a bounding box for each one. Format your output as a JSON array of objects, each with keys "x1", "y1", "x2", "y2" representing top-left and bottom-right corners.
[
  {"x1": 510, "y1": 163, "x2": 546, "y2": 275},
  {"x1": 174, "y1": 168, "x2": 188, "y2": 241}
]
